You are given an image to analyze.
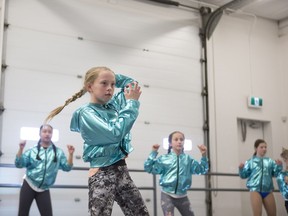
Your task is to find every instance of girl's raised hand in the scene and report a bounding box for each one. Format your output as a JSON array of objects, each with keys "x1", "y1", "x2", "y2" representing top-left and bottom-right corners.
[
  {"x1": 124, "y1": 82, "x2": 142, "y2": 101},
  {"x1": 152, "y1": 144, "x2": 160, "y2": 152},
  {"x1": 19, "y1": 140, "x2": 26, "y2": 150},
  {"x1": 197, "y1": 144, "x2": 207, "y2": 155},
  {"x1": 67, "y1": 145, "x2": 75, "y2": 154},
  {"x1": 275, "y1": 159, "x2": 283, "y2": 165},
  {"x1": 239, "y1": 163, "x2": 245, "y2": 169}
]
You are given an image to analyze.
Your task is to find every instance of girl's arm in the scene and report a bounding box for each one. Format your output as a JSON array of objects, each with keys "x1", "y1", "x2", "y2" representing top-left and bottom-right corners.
[
  {"x1": 144, "y1": 144, "x2": 163, "y2": 175},
  {"x1": 16, "y1": 140, "x2": 26, "y2": 158},
  {"x1": 277, "y1": 173, "x2": 288, "y2": 199},
  {"x1": 272, "y1": 158, "x2": 283, "y2": 177},
  {"x1": 190, "y1": 157, "x2": 209, "y2": 175},
  {"x1": 58, "y1": 146, "x2": 74, "y2": 172},
  {"x1": 67, "y1": 145, "x2": 75, "y2": 166},
  {"x1": 190, "y1": 144, "x2": 209, "y2": 175},
  {"x1": 239, "y1": 160, "x2": 252, "y2": 179},
  {"x1": 15, "y1": 140, "x2": 30, "y2": 168}
]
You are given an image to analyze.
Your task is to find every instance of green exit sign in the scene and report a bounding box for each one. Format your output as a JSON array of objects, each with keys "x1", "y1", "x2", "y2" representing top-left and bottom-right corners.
[{"x1": 248, "y1": 96, "x2": 263, "y2": 108}]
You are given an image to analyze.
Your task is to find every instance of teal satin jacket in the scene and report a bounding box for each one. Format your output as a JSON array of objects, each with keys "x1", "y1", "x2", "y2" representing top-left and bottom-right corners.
[
  {"x1": 15, "y1": 144, "x2": 72, "y2": 190},
  {"x1": 144, "y1": 151, "x2": 209, "y2": 195},
  {"x1": 239, "y1": 156, "x2": 282, "y2": 192},
  {"x1": 277, "y1": 171, "x2": 288, "y2": 200},
  {"x1": 70, "y1": 74, "x2": 139, "y2": 168}
]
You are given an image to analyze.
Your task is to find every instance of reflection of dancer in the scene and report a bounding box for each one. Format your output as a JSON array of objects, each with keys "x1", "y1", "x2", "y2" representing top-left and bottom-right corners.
[
  {"x1": 45, "y1": 67, "x2": 149, "y2": 216},
  {"x1": 144, "y1": 131, "x2": 209, "y2": 216},
  {"x1": 277, "y1": 148, "x2": 288, "y2": 214},
  {"x1": 15, "y1": 124, "x2": 74, "y2": 216},
  {"x1": 239, "y1": 139, "x2": 282, "y2": 216}
]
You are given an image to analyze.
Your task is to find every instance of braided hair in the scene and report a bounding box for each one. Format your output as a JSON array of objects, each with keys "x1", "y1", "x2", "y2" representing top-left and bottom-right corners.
[
  {"x1": 45, "y1": 67, "x2": 114, "y2": 123},
  {"x1": 36, "y1": 140, "x2": 57, "y2": 162}
]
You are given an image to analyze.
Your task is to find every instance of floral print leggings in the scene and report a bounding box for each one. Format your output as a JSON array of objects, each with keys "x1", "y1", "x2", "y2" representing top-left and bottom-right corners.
[{"x1": 88, "y1": 164, "x2": 150, "y2": 216}]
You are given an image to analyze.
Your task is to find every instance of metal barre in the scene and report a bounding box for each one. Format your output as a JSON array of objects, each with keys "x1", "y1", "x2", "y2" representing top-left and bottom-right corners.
[{"x1": 0, "y1": 163, "x2": 280, "y2": 193}]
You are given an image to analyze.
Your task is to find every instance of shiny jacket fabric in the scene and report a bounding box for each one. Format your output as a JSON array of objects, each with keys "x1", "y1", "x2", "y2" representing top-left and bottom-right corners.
[
  {"x1": 70, "y1": 74, "x2": 139, "y2": 168},
  {"x1": 144, "y1": 151, "x2": 209, "y2": 196},
  {"x1": 277, "y1": 171, "x2": 288, "y2": 200},
  {"x1": 15, "y1": 144, "x2": 72, "y2": 190},
  {"x1": 239, "y1": 156, "x2": 282, "y2": 192}
]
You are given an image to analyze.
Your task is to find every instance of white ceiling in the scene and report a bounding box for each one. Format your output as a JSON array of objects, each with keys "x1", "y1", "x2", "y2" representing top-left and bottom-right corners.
[{"x1": 188, "y1": 0, "x2": 288, "y2": 21}]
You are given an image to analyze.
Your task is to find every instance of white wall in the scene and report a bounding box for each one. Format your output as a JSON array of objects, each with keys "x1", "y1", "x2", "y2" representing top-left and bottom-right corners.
[{"x1": 207, "y1": 12, "x2": 288, "y2": 216}]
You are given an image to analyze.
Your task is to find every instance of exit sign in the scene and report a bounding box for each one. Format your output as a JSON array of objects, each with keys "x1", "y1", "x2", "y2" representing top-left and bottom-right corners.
[{"x1": 248, "y1": 96, "x2": 263, "y2": 108}]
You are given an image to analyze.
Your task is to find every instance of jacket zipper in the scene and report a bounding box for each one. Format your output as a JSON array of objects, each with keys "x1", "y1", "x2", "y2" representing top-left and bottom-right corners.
[
  {"x1": 174, "y1": 155, "x2": 180, "y2": 194},
  {"x1": 260, "y1": 158, "x2": 263, "y2": 192},
  {"x1": 38, "y1": 149, "x2": 47, "y2": 188}
]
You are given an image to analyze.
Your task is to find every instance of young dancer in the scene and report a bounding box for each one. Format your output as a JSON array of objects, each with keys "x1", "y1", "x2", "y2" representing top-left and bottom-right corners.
[
  {"x1": 45, "y1": 66, "x2": 149, "y2": 216},
  {"x1": 144, "y1": 131, "x2": 209, "y2": 216},
  {"x1": 15, "y1": 124, "x2": 74, "y2": 216},
  {"x1": 277, "y1": 147, "x2": 288, "y2": 213},
  {"x1": 239, "y1": 139, "x2": 282, "y2": 216}
]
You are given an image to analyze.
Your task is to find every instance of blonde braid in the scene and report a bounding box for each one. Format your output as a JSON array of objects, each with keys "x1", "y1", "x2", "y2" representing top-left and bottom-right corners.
[{"x1": 45, "y1": 88, "x2": 86, "y2": 123}]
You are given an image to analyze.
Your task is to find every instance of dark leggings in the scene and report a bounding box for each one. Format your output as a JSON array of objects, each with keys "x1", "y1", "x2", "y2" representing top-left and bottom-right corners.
[
  {"x1": 285, "y1": 200, "x2": 288, "y2": 214},
  {"x1": 18, "y1": 180, "x2": 53, "y2": 216}
]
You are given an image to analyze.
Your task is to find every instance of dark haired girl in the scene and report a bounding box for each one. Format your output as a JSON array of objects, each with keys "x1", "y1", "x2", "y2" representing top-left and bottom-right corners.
[
  {"x1": 239, "y1": 139, "x2": 282, "y2": 216},
  {"x1": 15, "y1": 124, "x2": 74, "y2": 216}
]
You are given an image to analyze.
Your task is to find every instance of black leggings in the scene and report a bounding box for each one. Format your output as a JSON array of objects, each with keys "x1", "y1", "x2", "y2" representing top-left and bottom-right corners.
[
  {"x1": 285, "y1": 200, "x2": 288, "y2": 214},
  {"x1": 18, "y1": 180, "x2": 53, "y2": 216}
]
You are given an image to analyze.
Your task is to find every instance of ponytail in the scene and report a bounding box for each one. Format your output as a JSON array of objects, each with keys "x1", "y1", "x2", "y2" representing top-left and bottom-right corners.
[{"x1": 45, "y1": 88, "x2": 86, "y2": 122}]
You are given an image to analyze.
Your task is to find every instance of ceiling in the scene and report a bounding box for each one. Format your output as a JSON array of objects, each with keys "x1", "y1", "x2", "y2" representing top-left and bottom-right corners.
[{"x1": 187, "y1": 0, "x2": 288, "y2": 21}]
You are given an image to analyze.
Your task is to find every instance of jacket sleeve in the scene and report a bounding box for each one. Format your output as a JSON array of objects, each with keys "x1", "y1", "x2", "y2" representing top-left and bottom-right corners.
[
  {"x1": 115, "y1": 74, "x2": 135, "y2": 89},
  {"x1": 15, "y1": 149, "x2": 31, "y2": 168},
  {"x1": 144, "y1": 151, "x2": 163, "y2": 175},
  {"x1": 271, "y1": 159, "x2": 283, "y2": 177},
  {"x1": 190, "y1": 157, "x2": 209, "y2": 175},
  {"x1": 111, "y1": 74, "x2": 136, "y2": 110},
  {"x1": 277, "y1": 173, "x2": 288, "y2": 199},
  {"x1": 58, "y1": 148, "x2": 73, "y2": 172},
  {"x1": 239, "y1": 160, "x2": 251, "y2": 179}
]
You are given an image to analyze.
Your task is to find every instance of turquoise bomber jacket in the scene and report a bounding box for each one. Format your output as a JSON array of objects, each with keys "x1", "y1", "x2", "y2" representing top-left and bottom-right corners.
[
  {"x1": 15, "y1": 144, "x2": 72, "y2": 190},
  {"x1": 144, "y1": 151, "x2": 209, "y2": 196},
  {"x1": 70, "y1": 74, "x2": 139, "y2": 168},
  {"x1": 239, "y1": 156, "x2": 282, "y2": 192},
  {"x1": 277, "y1": 171, "x2": 288, "y2": 200}
]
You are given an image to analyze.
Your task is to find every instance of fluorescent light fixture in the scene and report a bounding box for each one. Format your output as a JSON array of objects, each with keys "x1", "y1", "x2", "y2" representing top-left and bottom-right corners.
[
  {"x1": 162, "y1": 138, "x2": 192, "y2": 151},
  {"x1": 20, "y1": 127, "x2": 59, "y2": 142}
]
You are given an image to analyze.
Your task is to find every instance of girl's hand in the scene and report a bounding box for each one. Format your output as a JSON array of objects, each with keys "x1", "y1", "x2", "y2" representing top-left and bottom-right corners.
[
  {"x1": 124, "y1": 82, "x2": 142, "y2": 101},
  {"x1": 239, "y1": 163, "x2": 244, "y2": 169},
  {"x1": 19, "y1": 140, "x2": 26, "y2": 150},
  {"x1": 275, "y1": 159, "x2": 283, "y2": 165},
  {"x1": 197, "y1": 144, "x2": 207, "y2": 155},
  {"x1": 152, "y1": 144, "x2": 160, "y2": 152},
  {"x1": 284, "y1": 176, "x2": 288, "y2": 184},
  {"x1": 67, "y1": 145, "x2": 75, "y2": 154}
]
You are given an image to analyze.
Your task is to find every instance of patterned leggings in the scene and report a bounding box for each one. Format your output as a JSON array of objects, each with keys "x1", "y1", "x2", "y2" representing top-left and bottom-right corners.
[
  {"x1": 88, "y1": 164, "x2": 150, "y2": 216},
  {"x1": 161, "y1": 192, "x2": 195, "y2": 216}
]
